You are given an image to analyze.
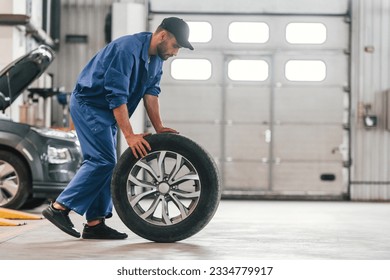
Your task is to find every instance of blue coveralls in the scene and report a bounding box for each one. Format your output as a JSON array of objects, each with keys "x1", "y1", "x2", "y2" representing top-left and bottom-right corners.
[{"x1": 56, "y1": 32, "x2": 163, "y2": 221}]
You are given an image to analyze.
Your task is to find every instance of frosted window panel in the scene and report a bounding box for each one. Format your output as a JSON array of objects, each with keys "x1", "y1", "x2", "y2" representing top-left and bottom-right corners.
[
  {"x1": 188, "y1": 22, "x2": 212, "y2": 43},
  {"x1": 171, "y1": 59, "x2": 212, "y2": 80},
  {"x1": 228, "y1": 60, "x2": 269, "y2": 81},
  {"x1": 286, "y1": 23, "x2": 327, "y2": 44},
  {"x1": 229, "y1": 22, "x2": 269, "y2": 43},
  {"x1": 285, "y1": 60, "x2": 326, "y2": 81}
]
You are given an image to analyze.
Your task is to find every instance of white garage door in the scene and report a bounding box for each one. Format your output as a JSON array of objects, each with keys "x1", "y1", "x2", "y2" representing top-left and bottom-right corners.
[{"x1": 149, "y1": 12, "x2": 350, "y2": 198}]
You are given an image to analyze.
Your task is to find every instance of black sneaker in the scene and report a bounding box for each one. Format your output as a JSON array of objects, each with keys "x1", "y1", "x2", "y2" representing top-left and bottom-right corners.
[
  {"x1": 42, "y1": 202, "x2": 81, "y2": 238},
  {"x1": 82, "y1": 221, "x2": 128, "y2": 240}
]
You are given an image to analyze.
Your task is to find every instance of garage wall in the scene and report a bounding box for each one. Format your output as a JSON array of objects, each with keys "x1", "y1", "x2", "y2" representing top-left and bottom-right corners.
[
  {"x1": 0, "y1": 0, "x2": 30, "y2": 123},
  {"x1": 0, "y1": 1, "x2": 15, "y2": 69},
  {"x1": 49, "y1": 0, "x2": 114, "y2": 128},
  {"x1": 50, "y1": 0, "x2": 113, "y2": 94},
  {"x1": 350, "y1": 0, "x2": 390, "y2": 200}
]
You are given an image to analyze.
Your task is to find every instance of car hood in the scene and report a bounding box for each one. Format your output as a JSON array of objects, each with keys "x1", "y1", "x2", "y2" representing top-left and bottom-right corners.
[{"x1": 0, "y1": 45, "x2": 55, "y2": 110}]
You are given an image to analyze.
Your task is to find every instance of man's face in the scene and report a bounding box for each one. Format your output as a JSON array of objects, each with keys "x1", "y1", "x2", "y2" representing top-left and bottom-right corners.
[{"x1": 157, "y1": 33, "x2": 181, "y2": 61}]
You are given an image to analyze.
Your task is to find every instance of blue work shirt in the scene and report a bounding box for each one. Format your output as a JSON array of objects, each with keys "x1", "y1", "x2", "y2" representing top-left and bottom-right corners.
[{"x1": 72, "y1": 32, "x2": 163, "y2": 130}]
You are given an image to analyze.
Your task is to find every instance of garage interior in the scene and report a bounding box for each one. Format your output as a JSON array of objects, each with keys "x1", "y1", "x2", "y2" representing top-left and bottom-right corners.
[{"x1": 1, "y1": 0, "x2": 390, "y2": 262}]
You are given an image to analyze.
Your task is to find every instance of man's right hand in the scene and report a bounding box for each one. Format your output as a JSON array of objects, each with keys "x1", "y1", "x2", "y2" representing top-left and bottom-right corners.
[
  {"x1": 113, "y1": 104, "x2": 152, "y2": 159},
  {"x1": 125, "y1": 133, "x2": 152, "y2": 159}
]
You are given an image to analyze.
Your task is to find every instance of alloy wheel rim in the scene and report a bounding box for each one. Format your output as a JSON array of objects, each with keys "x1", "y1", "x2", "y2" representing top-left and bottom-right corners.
[
  {"x1": 127, "y1": 151, "x2": 201, "y2": 226},
  {"x1": 0, "y1": 160, "x2": 19, "y2": 206}
]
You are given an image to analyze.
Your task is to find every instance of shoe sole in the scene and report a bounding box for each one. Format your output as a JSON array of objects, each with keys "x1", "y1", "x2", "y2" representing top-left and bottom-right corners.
[
  {"x1": 82, "y1": 233, "x2": 128, "y2": 240},
  {"x1": 42, "y1": 208, "x2": 81, "y2": 238}
]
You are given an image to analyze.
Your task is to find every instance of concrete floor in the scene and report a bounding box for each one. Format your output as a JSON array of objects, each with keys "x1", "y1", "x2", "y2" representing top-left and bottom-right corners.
[{"x1": 1, "y1": 200, "x2": 390, "y2": 260}]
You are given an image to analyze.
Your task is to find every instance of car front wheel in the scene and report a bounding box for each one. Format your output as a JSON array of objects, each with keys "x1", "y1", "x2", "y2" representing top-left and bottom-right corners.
[{"x1": 0, "y1": 150, "x2": 31, "y2": 209}]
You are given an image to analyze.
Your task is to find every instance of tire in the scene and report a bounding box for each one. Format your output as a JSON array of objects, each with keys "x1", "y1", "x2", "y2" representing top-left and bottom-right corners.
[
  {"x1": 0, "y1": 150, "x2": 31, "y2": 209},
  {"x1": 111, "y1": 133, "x2": 221, "y2": 242}
]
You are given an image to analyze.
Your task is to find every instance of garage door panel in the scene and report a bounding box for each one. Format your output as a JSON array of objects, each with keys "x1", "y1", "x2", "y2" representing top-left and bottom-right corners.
[
  {"x1": 162, "y1": 122, "x2": 222, "y2": 159},
  {"x1": 225, "y1": 124, "x2": 269, "y2": 160},
  {"x1": 273, "y1": 125, "x2": 343, "y2": 161},
  {"x1": 151, "y1": 14, "x2": 349, "y2": 51},
  {"x1": 226, "y1": 87, "x2": 270, "y2": 122},
  {"x1": 224, "y1": 161, "x2": 268, "y2": 190},
  {"x1": 160, "y1": 85, "x2": 222, "y2": 122},
  {"x1": 274, "y1": 87, "x2": 345, "y2": 123},
  {"x1": 273, "y1": 162, "x2": 344, "y2": 194},
  {"x1": 150, "y1": 1, "x2": 349, "y2": 16}
]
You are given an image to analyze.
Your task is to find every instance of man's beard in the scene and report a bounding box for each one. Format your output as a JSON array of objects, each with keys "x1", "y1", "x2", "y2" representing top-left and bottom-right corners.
[{"x1": 157, "y1": 40, "x2": 173, "y2": 61}]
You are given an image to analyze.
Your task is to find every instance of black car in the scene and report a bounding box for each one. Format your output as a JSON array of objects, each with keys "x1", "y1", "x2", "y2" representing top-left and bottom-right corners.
[{"x1": 0, "y1": 45, "x2": 82, "y2": 209}]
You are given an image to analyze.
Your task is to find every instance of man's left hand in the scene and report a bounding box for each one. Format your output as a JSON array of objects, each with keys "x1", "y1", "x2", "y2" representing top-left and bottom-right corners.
[{"x1": 156, "y1": 127, "x2": 179, "y2": 134}]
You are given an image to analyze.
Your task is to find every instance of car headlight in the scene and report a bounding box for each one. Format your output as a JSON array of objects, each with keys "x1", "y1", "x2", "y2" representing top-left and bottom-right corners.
[{"x1": 48, "y1": 146, "x2": 72, "y2": 164}]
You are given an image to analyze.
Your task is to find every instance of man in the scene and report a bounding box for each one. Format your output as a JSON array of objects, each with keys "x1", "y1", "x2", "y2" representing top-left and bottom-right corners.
[{"x1": 43, "y1": 17, "x2": 194, "y2": 239}]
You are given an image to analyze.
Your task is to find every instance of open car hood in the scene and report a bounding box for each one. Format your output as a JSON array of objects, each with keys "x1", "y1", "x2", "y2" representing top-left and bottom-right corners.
[{"x1": 0, "y1": 45, "x2": 54, "y2": 110}]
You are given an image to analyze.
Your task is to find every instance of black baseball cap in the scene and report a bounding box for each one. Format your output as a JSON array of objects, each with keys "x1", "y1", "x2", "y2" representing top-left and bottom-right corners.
[{"x1": 159, "y1": 17, "x2": 194, "y2": 50}]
